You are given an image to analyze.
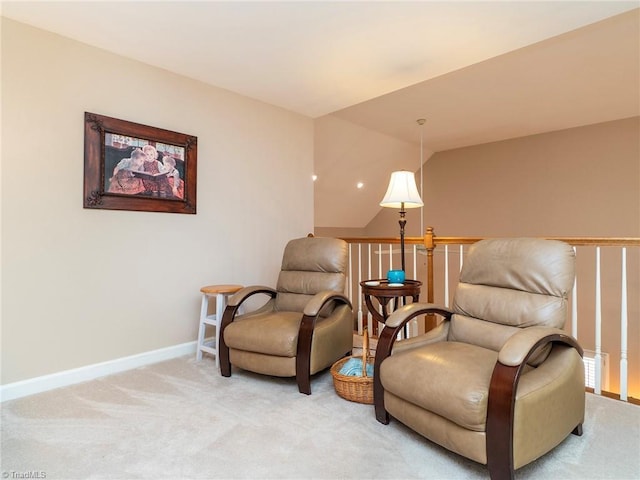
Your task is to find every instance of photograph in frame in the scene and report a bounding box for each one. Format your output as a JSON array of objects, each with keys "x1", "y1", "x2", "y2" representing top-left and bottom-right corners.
[{"x1": 84, "y1": 112, "x2": 197, "y2": 214}]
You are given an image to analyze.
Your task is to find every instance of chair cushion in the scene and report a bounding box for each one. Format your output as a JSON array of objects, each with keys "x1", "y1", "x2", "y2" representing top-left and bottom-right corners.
[
  {"x1": 449, "y1": 314, "x2": 553, "y2": 367},
  {"x1": 450, "y1": 238, "x2": 574, "y2": 356},
  {"x1": 275, "y1": 237, "x2": 347, "y2": 313},
  {"x1": 280, "y1": 236, "x2": 347, "y2": 273},
  {"x1": 276, "y1": 272, "x2": 343, "y2": 313},
  {"x1": 224, "y1": 311, "x2": 302, "y2": 357},
  {"x1": 453, "y1": 283, "x2": 569, "y2": 330},
  {"x1": 458, "y1": 238, "x2": 575, "y2": 297},
  {"x1": 380, "y1": 342, "x2": 498, "y2": 432},
  {"x1": 449, "y1": 313, "x2": 520, "y2": 352}
]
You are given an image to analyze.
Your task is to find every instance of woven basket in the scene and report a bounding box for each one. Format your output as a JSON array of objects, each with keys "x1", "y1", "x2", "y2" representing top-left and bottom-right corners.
[{"x1": 330, "y1": 327, "x2": 374, "y2": 404}]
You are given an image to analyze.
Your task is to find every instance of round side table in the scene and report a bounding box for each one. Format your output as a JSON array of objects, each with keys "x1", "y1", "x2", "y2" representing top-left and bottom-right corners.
[{"x1": 360, "y1": 279, "x2": 422, "y2": 337}]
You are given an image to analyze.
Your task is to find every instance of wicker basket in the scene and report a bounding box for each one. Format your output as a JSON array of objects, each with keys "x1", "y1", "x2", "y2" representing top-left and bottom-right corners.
[{"x1": 330, "y1": 327, "x2": 374, "y2": 404}]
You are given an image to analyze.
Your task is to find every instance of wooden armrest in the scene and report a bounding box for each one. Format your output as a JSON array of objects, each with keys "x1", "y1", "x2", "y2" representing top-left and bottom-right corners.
[
  {"x1": 303, "y1": 291, "x2": 352, "y2": 317},
  {"x1": 384, "y1": 303, "x2": 452, "y2": 328},
  {"x1": 391, "y1": 321, "x2": 450, "y2": 354},
  {"x1": 227, "y1": 285, "x2": 276, "y2": 307}
]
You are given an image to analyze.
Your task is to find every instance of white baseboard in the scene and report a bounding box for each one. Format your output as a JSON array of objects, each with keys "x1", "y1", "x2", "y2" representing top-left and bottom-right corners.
[{"x1": 0, "y1": 341, "x2": 198, "y2": 402}]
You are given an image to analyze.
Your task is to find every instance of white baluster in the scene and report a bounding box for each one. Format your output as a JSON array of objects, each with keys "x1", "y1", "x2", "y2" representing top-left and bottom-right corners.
[
  {"x1": 594, "y1": 247, "x2": 602, "y2": 395},
  {"x1": 412, "y1": 244, "x2": 418, "y2": 336},
  {"x1": 620, "y1": 247, "x2": 628, "y2": 401},
  {"x1": 378, "y1": 243, "x2": 383, "y2": 279},
  {"x1": 572, "y1": 246, "x2": 578, "y2": 339},
  {"x1": 368, "y1": 244, "x2": 373, "y2": 334},
  {"x1": 348, "y1": 243, "x2": 353, "y2": 301},
  {"x1": 459, "y1": 245, "x2": 464, "y2": 272},
  {"x1": 357, "y1": 243, "x2": 363, "y2": 336},
  {"x1": 349, "y1": 244, "x2": 360, "y2": 335},
  {"x1": 444, "y1": 245, "x2": 450, "y2": 307}
]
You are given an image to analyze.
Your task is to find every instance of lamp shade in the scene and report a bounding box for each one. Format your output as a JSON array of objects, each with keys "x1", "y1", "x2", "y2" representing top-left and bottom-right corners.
[{"x1": 379, "y1": 170, "x2": 423, "y2": 209}]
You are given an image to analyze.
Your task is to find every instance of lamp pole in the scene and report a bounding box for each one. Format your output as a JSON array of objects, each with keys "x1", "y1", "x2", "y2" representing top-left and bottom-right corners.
[{"x1": 399, "y1": 201, "x2": 407, "y2": 272}]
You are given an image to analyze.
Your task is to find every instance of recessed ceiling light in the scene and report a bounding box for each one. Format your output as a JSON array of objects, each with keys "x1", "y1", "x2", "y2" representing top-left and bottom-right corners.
[
  {"x1": 312, "y1": 174, "x2": 318, "y2": 181},
  {"x1": 357, "y1": 182, "x2": 364, "y2": 189}
]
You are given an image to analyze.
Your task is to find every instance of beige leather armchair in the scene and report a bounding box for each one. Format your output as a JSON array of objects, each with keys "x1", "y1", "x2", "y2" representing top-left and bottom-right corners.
[
  {"x1": 374, "y1": 238, "x2": 585, "y2": 480},
  {"x1": 219, "y1": 236, "x2": 353, "y2": 394}
]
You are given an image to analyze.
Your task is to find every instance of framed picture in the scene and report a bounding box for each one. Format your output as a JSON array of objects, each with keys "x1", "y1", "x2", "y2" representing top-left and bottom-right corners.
[{"x1": 83, "y1": 112, "x2": 197, "y2": 214}]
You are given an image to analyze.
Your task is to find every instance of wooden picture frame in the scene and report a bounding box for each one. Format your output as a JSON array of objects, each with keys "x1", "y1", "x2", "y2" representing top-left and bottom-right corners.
[{"x1": 84, "y1": 112, "x2": 197, "y2": 214}]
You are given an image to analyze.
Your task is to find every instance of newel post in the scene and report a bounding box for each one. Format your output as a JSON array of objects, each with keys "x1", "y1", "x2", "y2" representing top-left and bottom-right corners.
[
  {"x1": 424, "y1": 226, "x2": 437, "y2": 330},
  {"x1": 424, "y1": 226, "x2": 435, "y2": 303}
]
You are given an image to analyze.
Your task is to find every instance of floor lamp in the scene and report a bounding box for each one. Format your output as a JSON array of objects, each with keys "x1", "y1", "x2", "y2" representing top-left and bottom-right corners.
[{"x1": 380, "y1": 170, "x2": 424, "y2": 272}]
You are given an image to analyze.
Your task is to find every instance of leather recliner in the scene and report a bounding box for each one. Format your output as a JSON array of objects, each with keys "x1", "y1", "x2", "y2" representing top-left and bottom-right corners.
[
  {"x1": 374, "y1": 238, "x2": 585, "y2": 480},
  {"x1": 219, "y1": 236, "x2": 353, "y2": 394}
]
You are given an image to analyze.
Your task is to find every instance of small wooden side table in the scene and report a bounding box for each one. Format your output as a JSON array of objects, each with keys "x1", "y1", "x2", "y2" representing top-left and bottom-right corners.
[
  {"x1": 360, "y1": 279, "x2": 422, "y2": 337},
  {"x1": 197, "y1": 284, "x2": 243, "y2": 367}
]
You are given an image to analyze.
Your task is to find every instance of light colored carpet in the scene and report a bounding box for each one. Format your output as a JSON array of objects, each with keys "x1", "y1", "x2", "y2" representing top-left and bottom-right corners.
[{"x1": 2, "y1": 355, "x2": 639, "y2": 480}]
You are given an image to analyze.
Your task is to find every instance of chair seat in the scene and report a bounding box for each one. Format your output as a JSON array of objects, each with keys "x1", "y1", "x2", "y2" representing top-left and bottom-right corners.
[
  {"x1": 380, "y1": 341, "x2": 498, "y2": 431},
  {"x1": 224, "y1": 311, "x2": 302, "y2": 357}
]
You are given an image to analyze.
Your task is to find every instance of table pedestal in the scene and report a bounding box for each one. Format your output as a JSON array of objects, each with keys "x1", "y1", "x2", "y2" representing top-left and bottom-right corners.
[{"x1": 360, "y1": 279, "x2": 422, "y2": 337}]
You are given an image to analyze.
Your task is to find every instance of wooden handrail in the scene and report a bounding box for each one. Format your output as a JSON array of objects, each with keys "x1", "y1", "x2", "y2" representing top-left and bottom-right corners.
[
  {"x1": 431, "y1": 236, "x2": 640, "y2": 247},
  {"x1": 340, "y1": 235, "x2": 640, "y2": 247}
]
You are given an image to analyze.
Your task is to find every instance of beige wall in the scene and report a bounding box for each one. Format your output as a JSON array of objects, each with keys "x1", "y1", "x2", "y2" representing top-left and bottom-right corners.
[
  {"x1": 314, "y1": 114, "x2": 424, "y2": 229},
  {"x1": 314, "y1": 227, "x2": 368, "y2": 238},
  {"x1": 1, "y1": 19, "x2": 314, "y2": 385},
  {"x1": 363, "y1": 117, "x2": 640, "y2": 396},
  {"x1": 422, "y1": 117, "x2": 640, "y2": 237},
  {"x1": 366, "y1": 117, "x2": 639, "y2": 238}
]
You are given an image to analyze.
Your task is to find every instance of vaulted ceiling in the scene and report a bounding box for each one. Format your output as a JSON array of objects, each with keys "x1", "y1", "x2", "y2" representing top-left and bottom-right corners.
[{"x1": 2, "y1": 1, "x2": 639, "y2": 228}]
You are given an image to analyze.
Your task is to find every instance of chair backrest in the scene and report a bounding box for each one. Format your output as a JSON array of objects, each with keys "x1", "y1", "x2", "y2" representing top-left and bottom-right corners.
[
  {"x1": 450, "y1": 238, "x2": 575, "y2": 355},
  {"x1": 274, "y1": 237, "x2": 348, "y2": 313}
]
